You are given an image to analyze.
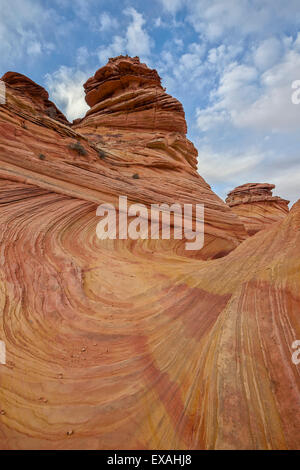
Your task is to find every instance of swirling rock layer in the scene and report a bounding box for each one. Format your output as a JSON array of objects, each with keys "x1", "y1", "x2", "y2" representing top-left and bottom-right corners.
[
  {"x1": 226, "y1": 183, "x2": 290, "y2": 235},
  {"x1": 83, "y1": 55, "x2": 186, "y2": 133},
  {"x1": 0, "y1": 59, "x2": 299, "y2": 450}
]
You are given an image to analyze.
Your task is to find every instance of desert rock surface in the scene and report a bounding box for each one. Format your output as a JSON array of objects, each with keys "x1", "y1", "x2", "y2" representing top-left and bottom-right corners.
[
  {"x1": 0, "y1": 57, "x2": 299, "y2": 450},
  {"x1": 226, "y1": 183, "x2": 290, "y2": 236}
]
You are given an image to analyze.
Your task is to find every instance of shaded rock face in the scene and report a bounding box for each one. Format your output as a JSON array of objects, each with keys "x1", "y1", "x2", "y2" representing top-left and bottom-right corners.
[
  {"x1": 1, "y1": 57, "x2": 248, "y2": 261},
  {"x1": 226, "y1": 183, "x2": 290, "y2": 236},
  {"x1": 2, "y1": 72, "x2": 69, "y2": 124},
  {"x1": 0, "y1": 58, "x2": 299, "y2": 450}
]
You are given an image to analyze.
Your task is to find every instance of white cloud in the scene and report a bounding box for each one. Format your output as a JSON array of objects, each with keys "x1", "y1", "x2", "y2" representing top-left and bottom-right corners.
[
  {"x1": 253, "y1": 38, "x2": 282, "y2": 70},
  {"x1": 158, "y1": 41, "x2": 206, "y2": 91},
  {"x1": 99, "y1": 12, "x2": 118, "y2": 32},
  {"x1": 124, "y1": 7, "x2": 152, "y2": 57},
  {"x1": 159, "y1": 0, "x2": 185, "y2": 14},
  {"x1": 76, "y1": 46, "x2": 90, "y2": 66},
  {"x1": 196, "y1": 106, "x2": 228, "y2": 132},
  {"x1": 45, "y1": 66, "x2": 89, "y2": 121},
  {"x1": 182, "y1": 0, "x2": 300, "y2": 41},
  {"x1": 174, "y1": 38, "x2": 184, "y2": 49},
  {"x1": 197, "y1": 144, "x2": 300, "y2": 203},
  {"x1": 234, "y1": 50, "x2": 300, "y2": 132},
  {"x1": 196, "y1": 62, "x2": 258, "y2": 131},
  {"x1": 271, "y1": 170, "x2": 300, "y2": 205},
  {"x1": 237, "y1": 48, "x2": 300, "y2": 132},
  {"x1": 27, "y1": 41, "x2": 42, "y2": 56},
  {"x1": 207, "y1": 44, "x2": 243, "y2": 71},
  {"x1": 0, "y1": 0, "x2": 63, "y2": 66},
  {"x1": 97, "y1": 36, "x2": 126, "y2": 64},
  {"x1": 97, "y1": 8, "x2": 152, "y2": 64},
  {"x1": 197, "y1": 146, "x2": 264, "y2": 183},
  {"x1": 196, "y1": 36, "x2": 300, "y2": 134},
  {"x1": 69, "y1": 0, "x2": 98, "y2": 22}
]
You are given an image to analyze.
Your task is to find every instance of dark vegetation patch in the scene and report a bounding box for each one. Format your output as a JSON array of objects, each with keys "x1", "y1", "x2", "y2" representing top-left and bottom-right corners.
[{"x1": 68, "y1": 141, "x2": 87, "y2": 156}]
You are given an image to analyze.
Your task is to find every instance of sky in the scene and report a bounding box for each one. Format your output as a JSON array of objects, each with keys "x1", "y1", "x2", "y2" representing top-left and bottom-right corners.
[{"x1": 1, "y1": 0, "x2": 300, "y2": 204}]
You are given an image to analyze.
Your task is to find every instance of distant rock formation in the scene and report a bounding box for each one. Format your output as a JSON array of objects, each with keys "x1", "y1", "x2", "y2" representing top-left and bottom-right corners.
[
  {"x1": 226, "y1": 183, "x2": 290, "y2": 235},
  {"x1": 0, "y1": 58, "x2": 299, "y2": 450},
  {"x1": 83, "y1": 55, "x2": 187, "y2": 134}
]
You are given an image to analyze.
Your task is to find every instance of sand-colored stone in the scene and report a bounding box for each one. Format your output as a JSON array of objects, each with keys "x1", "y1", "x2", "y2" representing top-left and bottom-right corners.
[{"x1": 0, "y1": 58, "x2": 299, "y2": 450}]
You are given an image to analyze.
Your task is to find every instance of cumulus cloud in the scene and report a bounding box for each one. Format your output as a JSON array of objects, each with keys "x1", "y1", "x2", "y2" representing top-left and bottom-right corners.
[
  {"x1": 237, "y1": 48, "x2": 300, "y2": 132},
  {"x1": 97, "y1": 36, "x2": 126, "y2": 64},
  {"x1": 182, "y1": 0, "x2": 300, "y2": 41},
  {"x1": 198, "y1": 146, "x2": 264, "y2": 182},
  {"x1": 197, "y1": 144, "x2": 300, "y2": 204},
  {"x1": 253, "y1": 38, "x2": 283, "y2": 71},
  {"x1": 1, "y1": 0, "x2": 299, "y2": 204},
  {"x1": 27, "y1": 41, "x2": 42, "y2": 56},
  {"x1": 158, "y1": 41, "x2": 206, "y2": 95},
  {"x1": 45, "y1": 66, "x2": 89, "y2": 121},
  {"x1": 76, "y1": 46, "x2": 90, "y2": 66},
  {"x1": 196, "y1": 106, "x2": 229, "y2": 132},
  {"x1": 196, "y1": 62, "x2": 258, "y2": 131},
  {"x1": 159, "y1": 0, "x2": 185, "y2": 14}
]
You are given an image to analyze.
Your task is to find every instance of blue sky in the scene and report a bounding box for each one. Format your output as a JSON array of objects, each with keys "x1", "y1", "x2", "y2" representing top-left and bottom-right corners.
[{"x1": 1, "y1": 0, "x2": 300, "y2": 203}]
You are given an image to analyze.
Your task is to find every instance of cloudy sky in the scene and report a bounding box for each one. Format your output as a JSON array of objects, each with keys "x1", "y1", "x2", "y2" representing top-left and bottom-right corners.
[{"x1": 1, "y1": 0, "x2": 300, "y2": 203}]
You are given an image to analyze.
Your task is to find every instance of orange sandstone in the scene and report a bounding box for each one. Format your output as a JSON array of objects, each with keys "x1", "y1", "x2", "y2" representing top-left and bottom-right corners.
[
  {"x1": 0, "y1": 57, "x2": 299, "y2": 450},
  {"x1": 226, "y1": 182, "x2": 290, "y2": 235}
]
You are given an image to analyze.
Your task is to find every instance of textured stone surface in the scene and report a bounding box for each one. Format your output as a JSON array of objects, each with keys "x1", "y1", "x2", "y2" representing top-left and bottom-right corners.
[
  {"x1": 83, "y1": 55, "x2": 186, "y2": 133},
  {"x1": 0, "y1": 58, "x2": 299, "y2": 450},
  {"x1": 0, "y1": 61, "x2": 248, "y2": 261},
  {"x1": 2, "y1": 72, "x2": 69, "y2": 124},
  {"x1": 226, "y1": 183, "x2": 290, "y2": 235}
]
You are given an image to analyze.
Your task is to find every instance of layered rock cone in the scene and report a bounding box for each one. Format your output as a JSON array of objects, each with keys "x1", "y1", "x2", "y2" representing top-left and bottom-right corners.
[
  {"x1": 226, "y1": 183, "x2": 290, "y2": 235},
  {"x1": 0, "y1": 58, "x2": 299, "y2": 450}
]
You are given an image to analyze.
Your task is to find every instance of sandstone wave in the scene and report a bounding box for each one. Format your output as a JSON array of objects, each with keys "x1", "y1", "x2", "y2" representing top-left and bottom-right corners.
[{"x1": 0, "y1": 57, "x2": 299, "y2": 450}]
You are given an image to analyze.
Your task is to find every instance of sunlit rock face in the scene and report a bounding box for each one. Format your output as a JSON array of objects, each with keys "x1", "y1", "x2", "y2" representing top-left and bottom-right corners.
[
  {"x1": 226, "y1": 183, "x2": 290, "y2": 236},
  {"x1": 73, "y1": 56, "x2": 248, "y2": 260},
  {"x1": 0, "y1": 58, "x2": 299, "y2": 450},
  {"x1": 83, "y1": 55, "x2": 186, "y2": 134}
]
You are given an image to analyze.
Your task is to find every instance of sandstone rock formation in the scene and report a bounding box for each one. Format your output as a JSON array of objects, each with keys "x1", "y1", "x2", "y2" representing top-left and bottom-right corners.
[
  {"x1": 226, "y1": 183, "x2": 290, "y2": 235},
  {"x1": 2, "y1": 72, "x2": 69, "y2": 124},
  {"x1": 0, "y1": 57, "x2": 299, "y2": 450},
  {"x1": 0, "y1": 59, "x2": 248, "y2": 261}
]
